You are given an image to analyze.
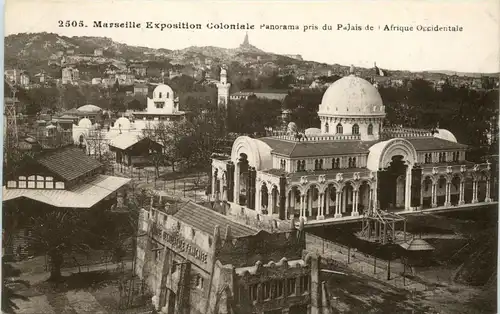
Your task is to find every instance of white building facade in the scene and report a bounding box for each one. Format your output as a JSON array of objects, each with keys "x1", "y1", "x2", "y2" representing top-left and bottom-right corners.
[{"x1": 210, "y1": 69, "x2": 495, "y2": 224}]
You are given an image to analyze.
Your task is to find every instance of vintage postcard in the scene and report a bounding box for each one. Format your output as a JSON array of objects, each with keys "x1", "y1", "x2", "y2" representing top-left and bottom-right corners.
[{"x1": 3, "y1": 0, "x2": 499, "y2": 313}]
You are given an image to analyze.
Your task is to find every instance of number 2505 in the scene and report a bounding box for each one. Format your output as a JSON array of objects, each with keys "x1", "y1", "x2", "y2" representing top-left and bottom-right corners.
[{"x1": 58, "y1": 20, "x2": 85, "y2": 27}]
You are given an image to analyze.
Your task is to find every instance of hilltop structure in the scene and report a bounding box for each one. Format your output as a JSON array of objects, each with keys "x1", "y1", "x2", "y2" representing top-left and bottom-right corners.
[{"x1": 210, "y1": 65, "x2": 494, "y2": 225}]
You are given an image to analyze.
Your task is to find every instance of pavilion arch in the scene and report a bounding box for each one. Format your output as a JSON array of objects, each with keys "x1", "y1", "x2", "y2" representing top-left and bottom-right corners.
[
  {"x1": 367, "y1": 138, "x2": 418, "y2": 171},
  {"x1": 358, "y1": 179, "x2": 373, "y2": 189},
  {"x1": 230, "y1": 136, "x2": 272, "y2": 170},
  {"x1": 341, "y1": 180, "x2": 360, "y2": 191},
  {"x1": 303, "y1": 182, "x2": 322, "y2": 195},
  {"x1": 323, "y1": 181, "x2": 342, "y2": 193},
  {"x1": 286, "y1": 184, "x2": 303, "y2": 195}
]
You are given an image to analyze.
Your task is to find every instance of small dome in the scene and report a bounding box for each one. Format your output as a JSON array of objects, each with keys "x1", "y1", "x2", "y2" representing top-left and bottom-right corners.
[
  {"x1": 46, "y1": 124, "x2": 56, "y2": 129},
  {"x1": 77, "y1": 104, "x2": 102, "y2": 113},
  {"x1": 318, "y1": 74, "x2": 385, "y2": 117},
  {"x1": 153, "y1": 84, "x2": 174, "y2": 99},
  {"x1": 115, "y1": 117, "x2": 131, "y2": 129},
  {"x1": 434, "y1": 129, "x2": 457, "y2": 143},
  {"x1": 78, "y1": 118, "x2": 92, "y2": 128}
]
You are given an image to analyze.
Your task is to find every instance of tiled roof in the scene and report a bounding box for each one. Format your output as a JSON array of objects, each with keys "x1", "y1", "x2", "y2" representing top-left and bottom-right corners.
[
  {"x1": 259, "y1": 136, "x2": 468, "y2": 158},
  {"x1": 37, "y1": 147, "x2": 103, "y2": 181},
  {"x1": 259, "y1": 137, "x2": 377, "y2": 158},
  {"x1": 173, "y1": 202, "x2": 259, "y2": 239},
  {"x1": 3, "y1": 175, "x2": 130, "y2": 208},
  {"x1": 407, "y1": 138, "x2": 468, "y2": 151}
]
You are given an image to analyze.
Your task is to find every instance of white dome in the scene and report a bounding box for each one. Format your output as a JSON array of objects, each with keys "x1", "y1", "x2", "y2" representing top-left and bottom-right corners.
[
  {"x1": 78, "y1": 104, "x2": 102, "y2": 113},
  {"x1": 78, "y1": 118, "x2": 92, "y2": 128},
  {"x1": 153, "y1": 84, "x2": 174, "y2": 99},
  {"x1": 318, "y1": 75, "x2": 385, "y2": 117},
  {"x1": 434, "y1": 129, "x2": 457, "y2": 143},
  {"x1": 115, "y1": 117, "x2": 131, "y2": 129}
]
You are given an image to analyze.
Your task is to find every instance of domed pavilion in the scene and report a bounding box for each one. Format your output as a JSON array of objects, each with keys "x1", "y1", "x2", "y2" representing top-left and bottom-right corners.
[{"x1": 210, "y1": 66, "x2": 494, "y2": 225}]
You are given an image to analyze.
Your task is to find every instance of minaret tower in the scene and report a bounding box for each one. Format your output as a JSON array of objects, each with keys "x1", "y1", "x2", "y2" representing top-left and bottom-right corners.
[{"x1": 217, "y1": 65, "x2": 231, "y2": 109}]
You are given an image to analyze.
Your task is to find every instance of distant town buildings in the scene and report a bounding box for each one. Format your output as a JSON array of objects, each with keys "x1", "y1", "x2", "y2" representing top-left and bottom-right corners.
[
  {"x1": 94, "y1": 48, "x2": 103, "y2": 56},
  {"x1": 134, "y1": 83, "x2": 149, "y2": 96},
  {"x1": 128, "y1": 63, "x2": 148, "y2": 77},
  {"x1": 61, "y1": 67, "x2": 80, "y2": 85},
  {"x1": 230, "y1": 89, "x2": 289, "y2": 102}
]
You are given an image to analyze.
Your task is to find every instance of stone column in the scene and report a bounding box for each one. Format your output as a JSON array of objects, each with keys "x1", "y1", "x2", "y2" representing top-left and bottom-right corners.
[
  {"x1": 335, "y1": 191, "x2": 342, "y2": 218},
  {"x1": 256, "y1": 186, "x2": 261, "y2": 213},
  {"x1": 325, "y1": 188, "x2": 331, "y2": 215},
  {"x1": 458, "y1": 180, "x2": 465, "y2": 205},
  {"x1": 211, "y1": 168, "x2": 217, "y2": 197},
  {"x1": 352, "y1": 189, "x2": 359, "y2": 216},
  {"x1": 300, "y1": 194, "x2": 305, "y2": 219},
  {"x1": 485, "y1": 177, "x2": 492, "y2": 202},
  {"x1": 419, "y1": 182, "x2": 424, "y2": 210},
  {"x1": 444, "y1": 181, "x2": 452, "y2": 207},
  {"x1": 431, "y1": 183, "x2": 437, "y2": 207},
  {"x1": 268, "y1": 190, "x2": 274, "y2": 216},
  {"x1": 472, "y1": 179, "x2": 478, "y2": 203},
  {"x1": 404, "y1": 165, "x2": 412, "y2": 211},
  {"x1": 317, "y1": 193, "x2": 325, "y2": 220},
  {"x1": 234, "y1": 163, "x2": 240, "y2": 205},
  {"x1": 308, "y1": 190, "x2": 313, "y2": 218},
  {"x1": 368, "y1": 188, "x2": 373, "y2": 214}
]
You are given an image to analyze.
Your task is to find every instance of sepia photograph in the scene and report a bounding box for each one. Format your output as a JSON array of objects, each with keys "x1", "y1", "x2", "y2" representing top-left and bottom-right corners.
[{"x1": 2, "y1": 0, "x2": 499, "y2": 313}]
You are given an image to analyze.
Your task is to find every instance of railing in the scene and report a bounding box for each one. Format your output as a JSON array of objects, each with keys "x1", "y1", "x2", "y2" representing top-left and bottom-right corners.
[
  {"x1": 381, "y1": 127, "x2": 433, "y2": 139},
  {"x1": 271, "y1": 134, "x2": 361, "y2": 142},
  {"x1": 305, "y1": 233, "x2": 427, "y2": 291}
]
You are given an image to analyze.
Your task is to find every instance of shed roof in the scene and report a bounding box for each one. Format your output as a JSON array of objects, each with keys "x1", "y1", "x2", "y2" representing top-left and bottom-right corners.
[
  {"x1": 3, "y1": 175, "x2": 130, "y2": 208},
  {"x1": 37, "y1": 147, "x2": 103, "y2": 181},
  {"x1": 173, "y1": 202, "x2": 259, "y2": 239},
  {"x1": 109, "y1": 135, "x2": 162, "y2": 151}
]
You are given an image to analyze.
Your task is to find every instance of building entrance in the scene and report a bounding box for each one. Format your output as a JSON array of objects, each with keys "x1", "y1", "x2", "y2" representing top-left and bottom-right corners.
[{"x1": 378, "y1": 155, "x2": 407, "y2": 210}]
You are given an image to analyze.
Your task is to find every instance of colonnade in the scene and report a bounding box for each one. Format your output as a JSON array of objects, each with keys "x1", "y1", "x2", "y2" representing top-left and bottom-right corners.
[{"x1": 210, "y1": 162, "x2": 493, "y2": 221}]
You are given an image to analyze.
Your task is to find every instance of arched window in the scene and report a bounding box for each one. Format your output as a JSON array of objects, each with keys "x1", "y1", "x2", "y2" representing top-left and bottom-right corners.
[
  {"x1": 352, "y1": 157, "x2": 357, "y2": 168},
  {"x1": 325, "y1": 122, "x2": 329, "y2": 133},
  {"x1": 158, "y1": 92, "x2": 162, "y2": 98},
  {"x1": 348, "y1": 157, "x2": 352, "y2": 168},
  {"x1": 336, "y1": 123, "x2": 343, "y2": 134},
  {"x1": 166, "y1": 92, "x2": 170, "y2": 98},
  {"x1": 296, "y1": 160, "x2": 301, "y2": 172},
  {"x1": 352, "y1": 124, "x2": 359, "y2": 135},
  {"x1": 367, "y1": 124, "x2": 373, "y2": 135},
  {"x1": 301, "y1": 160, "x2": 306, "y2": 171},
  {"x1": 314, "y1": 159, "x2": 319, "y2": 170},
  {"x1": 319, "y1": 159, "x2": 323, "y2": 170}
]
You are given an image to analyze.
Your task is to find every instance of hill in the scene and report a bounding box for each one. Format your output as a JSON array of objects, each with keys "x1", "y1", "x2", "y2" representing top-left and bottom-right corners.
[{"x1": 5, "y1": 32, "x2": 497, "y2": 83}]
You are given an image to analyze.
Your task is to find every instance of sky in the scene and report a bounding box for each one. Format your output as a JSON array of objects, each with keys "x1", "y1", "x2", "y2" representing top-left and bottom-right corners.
[{"x1": 4, "y1": 0, "x2": 500, "y2": 73}]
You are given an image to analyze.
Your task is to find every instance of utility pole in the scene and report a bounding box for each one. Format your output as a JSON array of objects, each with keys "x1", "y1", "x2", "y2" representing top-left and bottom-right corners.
[{"x1": 5, "y1": 82, "x2": 19, "y2": 165}]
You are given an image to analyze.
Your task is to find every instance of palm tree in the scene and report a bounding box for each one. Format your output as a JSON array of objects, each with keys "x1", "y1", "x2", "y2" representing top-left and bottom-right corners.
[
  {"x1": 2, "y1": 261, "x2": 29, "y2": 313},
  {"x1": 26, "y1": 210, "x2": 90, "y2": 281}
]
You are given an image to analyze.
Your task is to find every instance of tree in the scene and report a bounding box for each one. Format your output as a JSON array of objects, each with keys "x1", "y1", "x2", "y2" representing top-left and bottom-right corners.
[
  {"x1": 2, "y1": 261, "x2": 29, "y2": 314},
  {"x1": 26, "y1": 210, "x2": 90, "y2": 281}
]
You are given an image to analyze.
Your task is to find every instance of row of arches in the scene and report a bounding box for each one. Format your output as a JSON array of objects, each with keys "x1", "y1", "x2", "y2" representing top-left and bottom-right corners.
[{"x1": 325, "y1": 122, "x2": 373, "y2": 135}]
